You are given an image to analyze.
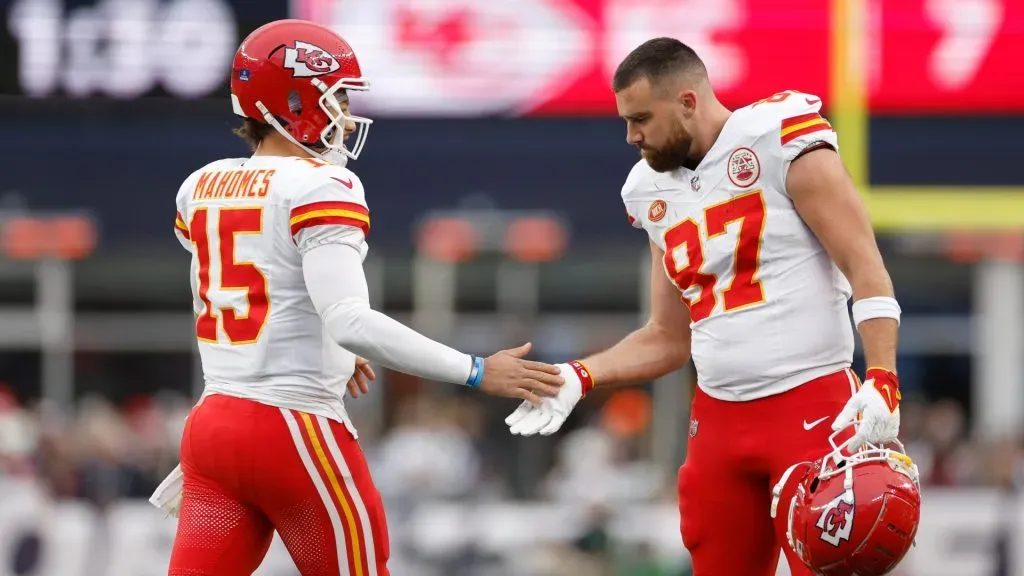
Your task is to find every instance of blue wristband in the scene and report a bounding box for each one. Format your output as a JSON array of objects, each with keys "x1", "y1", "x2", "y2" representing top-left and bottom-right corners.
[{"x1": 466, "y1": 355, "x2": 485, "y2": 388}]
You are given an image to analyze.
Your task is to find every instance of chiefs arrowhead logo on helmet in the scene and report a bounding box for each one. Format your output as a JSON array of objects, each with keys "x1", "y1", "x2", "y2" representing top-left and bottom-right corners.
[
  {"x1": 815, "y1": 494, "x2": 855, "y2": 546},
  {"x1": 283, "y1": 41, "x2": 341, "y2": 77},
  {"x1": 229, "y1": 20, "x2": 373, "y2": 162}
]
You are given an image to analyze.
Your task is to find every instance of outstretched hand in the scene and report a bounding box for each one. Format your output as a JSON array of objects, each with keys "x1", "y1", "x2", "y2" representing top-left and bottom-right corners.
[
  {"x1": 479, "y1": 342, "x2": 564, "y2": 404},
  {"x1": 505, "y1": 362, "x2": 584, "y2": 436}
]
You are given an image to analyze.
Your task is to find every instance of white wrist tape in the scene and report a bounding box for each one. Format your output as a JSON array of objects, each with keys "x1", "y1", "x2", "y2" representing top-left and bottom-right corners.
[{"x1": 851, "y1": 296, "x2": 901, "y2": 327}]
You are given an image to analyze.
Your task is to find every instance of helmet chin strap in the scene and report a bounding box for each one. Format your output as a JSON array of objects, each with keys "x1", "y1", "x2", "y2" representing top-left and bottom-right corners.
[
  {"x1": 770, "y1": 461, "x2": 804, "y2": 519},
  {"x1": 254, "y1": 101, "x2": 348, "y2": 166},
  {"x1": 321, "y1": 148, "x2": 349, "y2": 168}
]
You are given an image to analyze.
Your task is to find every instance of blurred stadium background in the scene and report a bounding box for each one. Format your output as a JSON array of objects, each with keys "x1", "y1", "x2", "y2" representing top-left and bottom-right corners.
[{"x1": 0, "y1": 0, "x2": 1023, "y2": 574}]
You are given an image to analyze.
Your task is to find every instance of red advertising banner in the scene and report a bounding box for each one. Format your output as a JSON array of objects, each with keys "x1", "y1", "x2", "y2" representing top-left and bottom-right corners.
[
  {"x1": 873, "y1": 0, "x2": 1024, "y2": 113},
  {"x1": 300, "y1": 0, "x2": 1023, "y2": 116}
]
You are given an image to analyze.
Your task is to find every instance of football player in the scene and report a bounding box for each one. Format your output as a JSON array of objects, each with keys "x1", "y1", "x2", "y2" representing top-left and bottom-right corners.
[
  {"x1": 505, "y1": 38, "x2": 912, "y2": 575},
  {"x1": 156, "y1": 19, "x2": 563, "y2": 576}
]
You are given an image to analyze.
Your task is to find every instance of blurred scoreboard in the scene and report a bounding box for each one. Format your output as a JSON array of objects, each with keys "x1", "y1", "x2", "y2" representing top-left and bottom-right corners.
[
  {"x1": 0, "y1": 0, "x2": 287, "y2": 100},
  {"x1": 2, "y1": 0, "x2": 1022, "y2": 115}
]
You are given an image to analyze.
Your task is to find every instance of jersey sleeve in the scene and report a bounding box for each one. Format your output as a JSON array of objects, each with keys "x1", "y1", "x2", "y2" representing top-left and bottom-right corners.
[
  {"x1": 771, "y1": 92, "x2": 840, "y2": 195},
  {"x1": 620, "y1": 160, "x2": 650, "y2": 230},
  {"x1": 172, "y1": 178, "x2": 204, "y2": 316},
  {"x1": 289, "y1": 170, "x2": 371, "y2": 257},
  {"x1": 173, "y1": 210, "x2": 191, "y2": 250},
  {"x1": 173, "y1": 178, "x2": 194, "y2": 252}
]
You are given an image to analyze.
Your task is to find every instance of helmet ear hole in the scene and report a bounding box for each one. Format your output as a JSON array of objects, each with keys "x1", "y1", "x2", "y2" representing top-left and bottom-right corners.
[
  {"x1": 288, "y1": 91, "x2": 302, "y2": 114},
  {"x1": 808, "y1": 477, "x2": 820, "y2": 493}
]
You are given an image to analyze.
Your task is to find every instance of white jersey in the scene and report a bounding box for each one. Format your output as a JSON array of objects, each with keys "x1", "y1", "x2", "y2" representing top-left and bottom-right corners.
[
  {"x1": 622, "y1": 91, "x2": 854, "y2": 401},
  {"x1": 173, "y1": 155, "x2": 370, "y2": 426}
]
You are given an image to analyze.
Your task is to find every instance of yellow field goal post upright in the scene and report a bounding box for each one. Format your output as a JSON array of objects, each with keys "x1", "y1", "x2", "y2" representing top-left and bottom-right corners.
[{"x1": 830, "y1": 0, "x2": 1024, "y2": 231}]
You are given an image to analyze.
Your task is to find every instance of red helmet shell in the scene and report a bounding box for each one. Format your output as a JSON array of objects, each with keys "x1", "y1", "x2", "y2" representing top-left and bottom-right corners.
[
  {"x1": 230, "y1": 19, "x2": 367, "y2": 149},
  {"x1": 788, "y1": 454, "x2": 921, "y2": 575}
]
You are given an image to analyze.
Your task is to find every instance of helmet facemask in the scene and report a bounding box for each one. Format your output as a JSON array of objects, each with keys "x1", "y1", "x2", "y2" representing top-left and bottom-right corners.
[
  {"x1": 314, "y1": 77, "x2": 372, "y2": 162},
  {"x1": 819, "y1": 423, "x2": 920, "y2": 490},
  {"x1": 251, "y1": 75, "x2": 373, "y2": 167}
]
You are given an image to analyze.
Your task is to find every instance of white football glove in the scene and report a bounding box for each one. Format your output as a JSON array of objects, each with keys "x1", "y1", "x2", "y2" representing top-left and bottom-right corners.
[
  {"x1": 831, "y1": 368, "x2": 901, "y2": 451},
  {"x1": 505, "y1": 362, "x2": 585, "y2": 436}
]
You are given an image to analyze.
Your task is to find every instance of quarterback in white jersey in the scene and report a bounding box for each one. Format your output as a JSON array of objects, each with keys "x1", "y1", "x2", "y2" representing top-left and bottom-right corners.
[
  {"x1": 173, "y1": 154, "x2": 379, "y2": 428},
  {"x1": 156, "y1": 20, "x2": 563, "y2": 576},
  {"x1": 505, "y1": 38, "x2": 917, "y2": 576}
]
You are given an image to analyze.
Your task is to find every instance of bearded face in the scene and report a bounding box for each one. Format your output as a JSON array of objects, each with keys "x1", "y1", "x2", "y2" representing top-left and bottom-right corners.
[
  {"x1": 637, "y1": 118, "x2": 693, "y2": 173},
  {"x1": 616, "y1": 78, "x2": 696, "y2": 173}
]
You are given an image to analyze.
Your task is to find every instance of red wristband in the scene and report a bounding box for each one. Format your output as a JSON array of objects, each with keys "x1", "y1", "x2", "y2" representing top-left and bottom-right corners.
[
  {"x1": 568, "y1": 360, "x2": 596, "y2": 397},
  {"x1": 866, "y1": 367, "x2": 900, "y2": 413}
]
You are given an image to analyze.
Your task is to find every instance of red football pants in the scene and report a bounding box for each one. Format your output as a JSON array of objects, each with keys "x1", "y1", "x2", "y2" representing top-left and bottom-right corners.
[
  {"x1": 168, "y1": 394, "x2": 390, "y2": 576},
  {"x1": 677, "y1": 368, "x2": 858, "y2": 576}
]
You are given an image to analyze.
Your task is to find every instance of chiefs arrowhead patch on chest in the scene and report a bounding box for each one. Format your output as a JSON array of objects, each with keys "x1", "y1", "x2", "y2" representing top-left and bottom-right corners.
[{"x1": 727, "y1": 147, "x2": 760, "y2": 188}]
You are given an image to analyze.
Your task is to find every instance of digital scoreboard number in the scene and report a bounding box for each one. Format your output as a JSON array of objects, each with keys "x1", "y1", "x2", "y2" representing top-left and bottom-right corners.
[{"x1": 3, "y1": 0, "x2": 243, "y2": 99}]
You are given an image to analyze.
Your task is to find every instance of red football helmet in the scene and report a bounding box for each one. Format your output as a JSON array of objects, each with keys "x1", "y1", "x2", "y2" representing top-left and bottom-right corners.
[
  {"x1": 770, "y1": 425, "x2": 922, "y2": 576},
  {"x1": 229, "y1": 19, "x2": 372, "y2": 163}
]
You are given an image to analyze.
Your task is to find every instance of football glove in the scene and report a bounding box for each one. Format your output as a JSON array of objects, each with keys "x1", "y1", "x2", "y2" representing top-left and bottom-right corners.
[
  {"x1": 831, "y1": 367, "x2": 901, "y2": 451},
  {"x1": 505, "y1": 361, "x2": 594, "y2": 436}
]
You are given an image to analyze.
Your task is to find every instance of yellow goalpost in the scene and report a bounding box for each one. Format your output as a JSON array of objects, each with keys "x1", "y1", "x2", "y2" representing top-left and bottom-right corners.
[{"x1": 831, "y1": 0, "x2": 1024, "y2": 232}]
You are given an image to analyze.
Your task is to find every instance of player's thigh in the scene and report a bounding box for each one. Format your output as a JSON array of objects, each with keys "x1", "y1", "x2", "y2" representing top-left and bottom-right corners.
[
  {"x1": 767, "y1": 369, "x2": 859, "y2": 576},
  {"x1": 261, "y1": 409, "x2": 390, "y2": 576},
  {"x1": 770, "y1": 369, "x2": 859, "y2": 470},
  {"x1": 169, "y1": 476, "x2": 274, "y2": 576},
  {"x1": 678, "y1": 391, "x2": 778, "y2": 576}
]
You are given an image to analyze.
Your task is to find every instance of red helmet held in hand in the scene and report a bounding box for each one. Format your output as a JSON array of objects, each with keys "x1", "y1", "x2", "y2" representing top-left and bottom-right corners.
[
  {"x1": 771, "y1": 424, "x2": 921, "y2": 575},
  {"x1": 229, "y1": 19, "x2": 372, "y2": 163}
]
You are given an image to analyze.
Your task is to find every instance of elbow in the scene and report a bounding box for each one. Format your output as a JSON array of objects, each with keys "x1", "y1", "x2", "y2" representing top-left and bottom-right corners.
[
  {"x1": 843, "y1": 259, "x2": 894, "y2": 298},
  {"x1": 665, "y1": 344, "x2": 691, "y2": 371},
  {"x1": 321, "y1": 298, "x2": 371, "y2": 351},
  {"x1": 647, "y1": 321, "x2": 691, "y2": 369}
]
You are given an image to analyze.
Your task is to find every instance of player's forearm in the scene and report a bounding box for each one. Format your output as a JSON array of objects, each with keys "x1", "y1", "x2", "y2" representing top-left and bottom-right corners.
[
  {"x1": 857, "y1": 318, "x2": 898, "y2": 372},
  {"x1": 301, "y1": 242, "x2": 474, "y2": 386},
  {"x1": 848, "y1": 264, "x2": 899, "y2": 372},
  {"x1": 581, "y1": 322, "x2": 691, "y2": 388},
  {"x1": 323, "y1": 299, "x2": 473, "y2": 385}
]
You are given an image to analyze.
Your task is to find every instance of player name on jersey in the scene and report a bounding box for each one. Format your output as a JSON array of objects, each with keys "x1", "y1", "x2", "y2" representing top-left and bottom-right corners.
[{"x1": 192, "y1": 169, "x2": 278, "y2": 201}]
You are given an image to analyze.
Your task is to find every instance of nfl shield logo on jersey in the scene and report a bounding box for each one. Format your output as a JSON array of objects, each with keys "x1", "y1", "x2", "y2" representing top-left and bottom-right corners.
[
  {"x1": 727, "y1": 147, "x2": 760, "y2": 188},
  {"x1": 688, "y1": 419, "x2": 699, "y2": 438}
]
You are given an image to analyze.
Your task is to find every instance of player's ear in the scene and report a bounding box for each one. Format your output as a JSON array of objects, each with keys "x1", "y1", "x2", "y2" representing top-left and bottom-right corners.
[{"x1": 678, "y1": 89, "x2": 698, "y2": 118}]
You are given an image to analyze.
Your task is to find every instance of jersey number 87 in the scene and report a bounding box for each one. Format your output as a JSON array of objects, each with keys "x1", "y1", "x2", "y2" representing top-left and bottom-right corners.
[{"x1": 663, "y1": 190, "x2": 767, "y2": 323}]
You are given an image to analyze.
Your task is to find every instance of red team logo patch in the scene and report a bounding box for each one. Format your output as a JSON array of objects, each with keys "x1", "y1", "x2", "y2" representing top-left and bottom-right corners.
[
  {"x1": 728, "y1": 147, "x2": 760, "y2": 188},
  {"x1": 648, "y1": 199, "x2": 667, "y2": 222}
]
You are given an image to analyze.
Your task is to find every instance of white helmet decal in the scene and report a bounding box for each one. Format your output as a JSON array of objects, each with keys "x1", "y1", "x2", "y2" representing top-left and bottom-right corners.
[{"x1": 283, "y1": 41, "x2": 340, "y2": 78}]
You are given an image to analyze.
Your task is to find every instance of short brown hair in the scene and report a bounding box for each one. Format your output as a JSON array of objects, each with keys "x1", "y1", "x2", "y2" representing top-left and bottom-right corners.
[
  {"x1": 612, "y1": 37, "x2": 706, "y2": 92},
  {"x1": 234, "y1": 118, "x2": 275, "y2": 152}
]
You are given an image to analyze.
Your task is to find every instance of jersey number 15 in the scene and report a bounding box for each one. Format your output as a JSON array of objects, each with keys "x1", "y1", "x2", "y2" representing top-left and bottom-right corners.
[{"x1": 188, "y1": 207, "x2": 270, "y2": 344}]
